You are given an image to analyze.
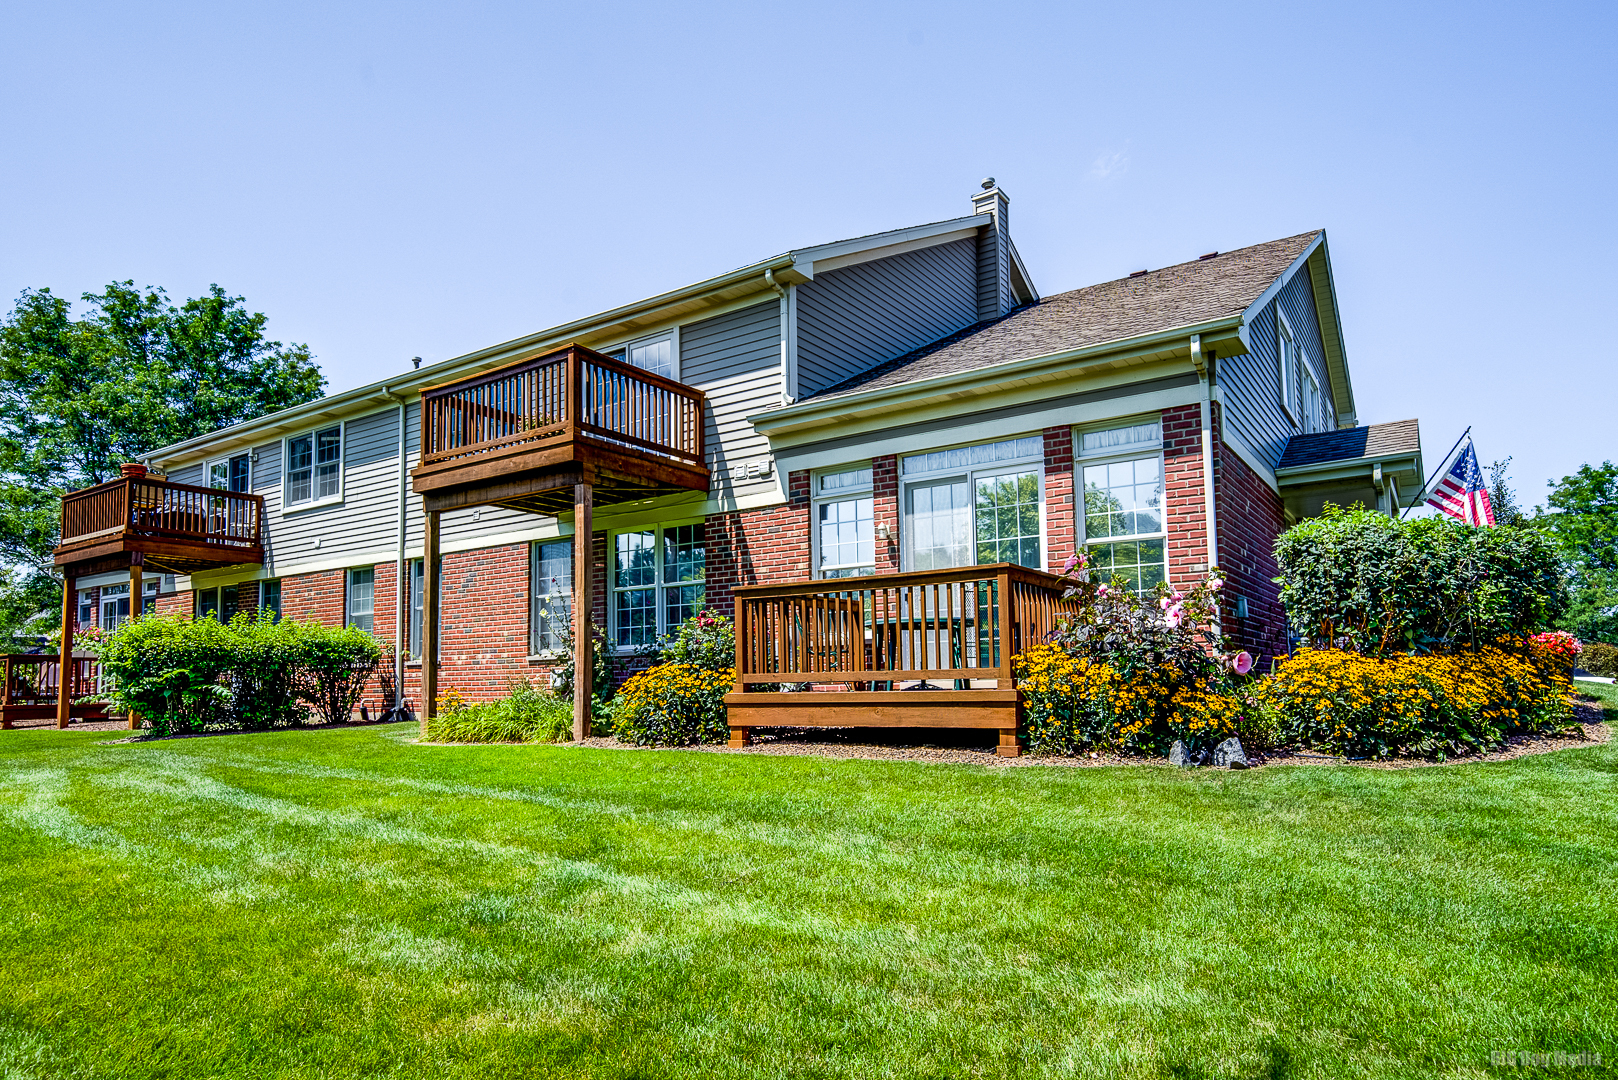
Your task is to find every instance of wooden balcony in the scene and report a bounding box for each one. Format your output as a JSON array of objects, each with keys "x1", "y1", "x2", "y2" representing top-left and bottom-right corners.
[
  {"x1": 410, "y1": 344, "x2": 708, "y2": 515},
  {"x1": 54, "y1": 475, "x2": 265, "y2": 576},
  {"x1": 725, "y1": 564, "x2": 1082, "y2": 756}
]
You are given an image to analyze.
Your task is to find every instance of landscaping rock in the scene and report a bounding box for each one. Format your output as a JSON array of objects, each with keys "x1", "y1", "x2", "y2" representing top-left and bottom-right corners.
[
  {"x1": 1213, "y1": 737, "x2": 1249, "y2": 769},
  {"x1": 1168, "y1": 740, "x2": 1192, "y2": 768}
]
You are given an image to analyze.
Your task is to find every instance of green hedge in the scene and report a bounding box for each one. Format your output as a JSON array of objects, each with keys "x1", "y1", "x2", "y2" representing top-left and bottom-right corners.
[
  {"x1": 1275, "y1": 505, "x2": 1568, "y2": 653},
  {"x1": 98, "y1": 613, "x2": 385, "y2": 736}
]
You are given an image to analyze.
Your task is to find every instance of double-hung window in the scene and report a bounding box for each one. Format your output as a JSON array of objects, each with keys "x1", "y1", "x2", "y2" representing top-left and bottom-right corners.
[
  {"x1": 1077, "y1": 420, "x2": 1166, "y2": 594},
  {"x1": 900, "y1": 436, "x2": 1044, "y2": 571},
  {"x1": 407, "y1": 559, "x2": 441, "y2": 660},
  {"x1": 1278, "y1": 312, "x2": 1331, "y2": 431},
  {"x1": 208, "y1": 453, "x2": 251, "y2": 492},
  {"x1": 608, "y1": 332, "x2": 675, "y2": 379},
  {"x1": 285, "y1": 425, "x2": 342, "y2": 506},
  {"x1": 347, "y1": 568, "x2": 374, "y2": 633},
  {"x1": 611, "y1": 523, "x2": 704, "y2": 648},
  {"x1": 530, "y1": 541, "x2": 574, "y2": 654},
  {"x1": 813, "y1": 466, "x2": 875, "y2": 578}
]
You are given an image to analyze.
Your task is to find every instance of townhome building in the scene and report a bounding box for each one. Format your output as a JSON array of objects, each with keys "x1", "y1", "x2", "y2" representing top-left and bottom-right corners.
[{"x1": 52, "y1": 182, "x2": 1424, "y2": 748}]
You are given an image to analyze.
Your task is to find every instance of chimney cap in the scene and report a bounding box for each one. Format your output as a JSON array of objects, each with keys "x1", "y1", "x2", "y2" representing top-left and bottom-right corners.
[{"x1": 980, "y1": 177, "x2": 996, "y2": 190}]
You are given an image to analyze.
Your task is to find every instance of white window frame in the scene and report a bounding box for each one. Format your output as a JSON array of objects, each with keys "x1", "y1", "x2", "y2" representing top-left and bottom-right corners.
[
  {"x1": 1277, "y1": 310, "x2": 1301, "y2": 427},
  {"x1": 899, "y1": 436, "x2": 1046, "y2": 572},
  {"x1": 1074, "y1": 417, "x2": 1169, "y2": 593},
  {"x1": 282, "y1": 421, "x2": 345, "y2": 511},
  {"x1": 605, "y1": 327, "x2": 680, "y2": 381},
  {"x1": 811, "y1": 464, "x2": 876, "y2": 579},
  {"x1": 607, "y1": 519, "x2": 705, "y2": 650},
  {"x1": 529, "y1": 540, "x2": 574, "y2": 657},
  {"x1": 346, "y1": 567, "x2": 375, "y2": 633},
  {"x1": 206, "y1": 452, "x2": 253, "y2": 493}
]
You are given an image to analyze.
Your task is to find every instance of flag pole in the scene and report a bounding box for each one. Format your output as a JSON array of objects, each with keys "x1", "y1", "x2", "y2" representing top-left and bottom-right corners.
[{"x1": 1401, "y1": 426, "x2": 1471, "y2": 519}]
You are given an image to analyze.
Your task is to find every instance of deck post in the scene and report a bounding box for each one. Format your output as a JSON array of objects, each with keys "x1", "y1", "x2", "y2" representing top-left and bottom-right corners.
[
  {"x1": 126, "y1": 555, "x2": 143, "y2": 729},
  {"x1": 572, "y1": 481, "x2": 593, "y2": 742},
  {"x1": 56, "y1": 569, "x2": 75, "y2": 729},
  {"x1": 2, "y1": 655, "x2": 13, "y2": 729},
  {"x1": 420, "y1": 507, "x2": 439, "y2": 739}
]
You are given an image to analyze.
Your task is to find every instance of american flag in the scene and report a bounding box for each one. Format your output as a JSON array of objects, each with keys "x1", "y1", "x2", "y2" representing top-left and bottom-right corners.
[{"x1": 1425, "y1": 440, "x2": 1495, "y2": 526}]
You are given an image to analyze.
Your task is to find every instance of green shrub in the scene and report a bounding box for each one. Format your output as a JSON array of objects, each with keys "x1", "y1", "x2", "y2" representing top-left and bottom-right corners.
[
  {"x1": 425, "y1": 679, "x2": 572, "y2": 744},
  {"x1": 98, "y1": 614, "x2": 235, "y2": 736},
  {"x1": 657, "y1": 610, "x2": 734, "y2": 671},
  {"x1": 225, "y1": 611, "x2": 308, "y2": 730},
  {"x1": 294, "y1": 622, "x2": 385, "y2": 725},
  {"x1": 1581, "y1": 641, "x2": 1618, "y2": 678},
  {"x1": 1275, "y1": 506, "x2": 1568, "y2": 653}
]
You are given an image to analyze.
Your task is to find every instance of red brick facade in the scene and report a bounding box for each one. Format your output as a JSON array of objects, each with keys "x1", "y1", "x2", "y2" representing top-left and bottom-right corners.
[
  {"x1": 1215, "y1": 431, "x2": 1291, "y2": 663},
  {"x1": 1043, "y1": 426, "x2": 1076, "y2": 572},
  {"x1": 1161, "y1": 403, "x2": 1213, "y2": 589}
]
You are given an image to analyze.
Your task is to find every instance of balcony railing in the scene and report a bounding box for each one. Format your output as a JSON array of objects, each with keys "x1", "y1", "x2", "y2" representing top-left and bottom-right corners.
[
  {"x1": 0, "y1": 653, "x2": 107, "y2": 729},
  {"x1": 418, "y1": 345, "x2": 705, "y2": 475},
  {"x1": 57, "y1": 477, "x2": 264, "y2": 560},
  {"x1": 731, "y1": 563, "x2": 1083, "y2": 691}
]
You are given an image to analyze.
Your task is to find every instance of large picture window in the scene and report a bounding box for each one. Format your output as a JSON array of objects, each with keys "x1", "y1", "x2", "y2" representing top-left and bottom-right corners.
[
  {"x1": 530, "y1": 541, "x2": 573, "y2": 654},
  {"x1": 813, "y1": 466, "x2": 875, "y2": 578},
  {"x1": 611, "y1": 523, "x2": 704, "y2": 647},
  {"x1": 1078, "y1": 420, "x2": 1166, "y2": 594},
  {"x1": 285, "y1": 425, "x2": 342, "y2": 506},
  {"x1": 901, "y1": 436, "x2": 1044, "y2": 571}
]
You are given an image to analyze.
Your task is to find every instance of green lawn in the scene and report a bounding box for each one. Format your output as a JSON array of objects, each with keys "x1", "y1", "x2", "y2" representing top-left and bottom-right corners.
[{"x1": 1, "y1": 726, "x2": 1615, "y2": 1079}]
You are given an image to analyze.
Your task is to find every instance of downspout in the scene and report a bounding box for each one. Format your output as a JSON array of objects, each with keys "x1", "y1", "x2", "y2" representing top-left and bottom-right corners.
[
  {"x1": 766, "y1": 268, "x2": 794, "y2": 405},
  {"x1": 384, "y1": 386, "x2": 409, "y2": 717}
]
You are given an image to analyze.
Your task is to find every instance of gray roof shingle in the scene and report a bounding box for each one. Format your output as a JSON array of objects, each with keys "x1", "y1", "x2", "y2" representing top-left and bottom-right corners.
[
  {"x1": 809, "y1": 230, "x2": 1322, "y2": 401},
  {"x1": 1278, "y1": 419, "x2": 1421, "y2": 470}
]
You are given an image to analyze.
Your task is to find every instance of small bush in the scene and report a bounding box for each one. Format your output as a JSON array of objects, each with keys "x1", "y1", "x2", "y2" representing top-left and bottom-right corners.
[
  {"x1": 1275, "y1": 505, "x2": 1568, "y2": 653},
  {"x1": 426, "y1": 679, "x2": 572, "y2": 744},
  {"x1": 295, "y1": 622, "x2": 385, "y2": 725},
  {"x1": 98, "y1": 614, "x2": 235, "y2": 736},
  {"x1": 610, "y1": 663, "x2": 732, "y2": 746},
  {"x1": 657, "y1": 610, "x2": 734, "y2": 671},
  {"x1": 226, "y1": 611, "x2": 308, "y2": 730},
  {"x1": 1265, "y1": 644, "x2": 1571, "y2": 760},
  {"x1": 1581, "y1": 641, "x2": 1618, "y2": 678}
]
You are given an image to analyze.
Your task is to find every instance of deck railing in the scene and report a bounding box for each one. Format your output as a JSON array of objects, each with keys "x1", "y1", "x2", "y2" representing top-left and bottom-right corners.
[
  {"x1": 58, "y1": 477, "x2": 264, "y2": 553},
  {"x1": 731, "y1": 563, "x2": 1083, "y2": 692},
  {"x1": 419, "y1": 346, "x2": 705, "y2": 471}
]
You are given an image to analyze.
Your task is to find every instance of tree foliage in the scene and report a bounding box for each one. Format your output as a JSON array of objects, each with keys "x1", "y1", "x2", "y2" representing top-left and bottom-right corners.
[
  {"x1": 1544, "y1": 461, "x2": 1618, "y2": 643},
  {"x1": 0, "y1": 282, "x2": 325, "y2": 638}
]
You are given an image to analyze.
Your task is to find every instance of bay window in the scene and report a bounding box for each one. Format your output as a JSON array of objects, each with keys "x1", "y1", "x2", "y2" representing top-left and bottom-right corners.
[
  {"x1": 1078, "y1": 419, "x2": 1166, "y2": 594},
  {"x1": 611, "y1": 523, "x2": 704, "y2": 647}
]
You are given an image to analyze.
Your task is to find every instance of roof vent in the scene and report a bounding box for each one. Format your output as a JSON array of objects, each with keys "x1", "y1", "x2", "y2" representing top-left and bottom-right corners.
[
  {"x1": 1199, "y1": 251, "x2": 1219, "y2": 260},
  {"x1": 1129, "y1": 269, "x2": 1149, "y2": 278},
  {"x1": 412, "y1": 356, "x2": 422, "y2": 369}
]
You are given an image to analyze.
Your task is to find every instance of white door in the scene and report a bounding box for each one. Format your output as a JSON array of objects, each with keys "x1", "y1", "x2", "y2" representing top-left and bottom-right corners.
[{"x1": 904, "y1": 477, "x2": 971, "y2": 571}]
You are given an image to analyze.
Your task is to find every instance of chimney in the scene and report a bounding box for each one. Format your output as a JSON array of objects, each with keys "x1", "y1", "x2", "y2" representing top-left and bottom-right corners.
[{"x1": 971, "y1": 178, "x2": 1012, "y2": 321}]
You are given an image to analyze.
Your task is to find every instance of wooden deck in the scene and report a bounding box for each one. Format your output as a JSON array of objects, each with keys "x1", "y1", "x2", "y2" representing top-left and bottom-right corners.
[
  {"x1": 409, "y1": 344, "x2": 708, "y2": 515},
  {"x1": 55, "y1": 475, "x2": 264, "y2": 576},
  {"x1": 726, "y1": 564, "x2": 1082, "y2": 756},
  {"x1": 0, "y1": 654, "x2": 110, "y2": 730}
]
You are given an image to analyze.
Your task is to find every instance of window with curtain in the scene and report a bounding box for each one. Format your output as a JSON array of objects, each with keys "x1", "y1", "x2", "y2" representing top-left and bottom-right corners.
[
  {"x1": 1078, "y1": 420, "x2": 1166, "y2": 594},
  {"x1": 901, "y1": 436, "x2": 1044, "y2": 571},
  {"x1": 611, "y1": 523, "x2": 705, "y2": 647},
  {"x1": 530, "y1": 541, "x2": 573, "y2": 654}
]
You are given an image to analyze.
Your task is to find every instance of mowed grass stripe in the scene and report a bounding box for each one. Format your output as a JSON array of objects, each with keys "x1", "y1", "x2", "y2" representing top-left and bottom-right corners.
[{"x1": 0, "y1": 723, "x2": 1614, "y2": 1079}]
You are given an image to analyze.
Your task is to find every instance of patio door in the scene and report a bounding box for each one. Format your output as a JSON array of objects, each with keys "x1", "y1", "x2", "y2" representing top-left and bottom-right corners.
[{"x1": 99, "y1": 584, "x2": 131, "y2": 632}]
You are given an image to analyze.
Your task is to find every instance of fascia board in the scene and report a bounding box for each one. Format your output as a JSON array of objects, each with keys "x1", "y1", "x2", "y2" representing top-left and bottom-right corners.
[
  {"x1": 1309, "y1": 233, "x2": 1356, "y2": 419},
  {"x1": 1006, "y1": 237, "x2": 1039, "y2": 303},
  {"x1": 1238, "y1": 231, "x2": 1325, "y2": 332},
  {"x1": 748, "y1": 314, "x2": 1247, "y2": 435},
  {"x1": 790, "y1": 215, "x2": 985, "y2": 280},
  {"x1": 1276, "y1": 452, "x2": 1423, "y2": 487},
  {"x1": 148, "y1": 254, "x2": 798, "y2": 467}
]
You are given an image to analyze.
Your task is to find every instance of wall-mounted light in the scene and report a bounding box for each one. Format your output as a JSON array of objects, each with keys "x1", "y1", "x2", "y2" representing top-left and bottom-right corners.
[{"x1": 875, "y1": 522, "x2": 893, "y2": 542}]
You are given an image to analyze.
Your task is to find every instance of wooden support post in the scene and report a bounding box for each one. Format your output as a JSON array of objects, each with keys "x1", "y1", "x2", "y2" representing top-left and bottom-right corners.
[
  {"x1": 728, "y1": 727, "x2": 752, "y2": 749},
  {"x1": 572, "y1": 481, "x2": 593, "y2": 743},
  {"x1": 127, "y1": 556, "x2": 143, "y2": 729},
  {"x1": 1, "y1": 654, "x2": 13, "y2": 730},
  {"x1": 57, "y1": 570, "x2": 75, "y2": 729},
  {"x1": 420, "y1": 507, "x2": 440, "y2": 739},
  {"x1": 997, "y1": 728, "x2": 1023, "y2": 758}
]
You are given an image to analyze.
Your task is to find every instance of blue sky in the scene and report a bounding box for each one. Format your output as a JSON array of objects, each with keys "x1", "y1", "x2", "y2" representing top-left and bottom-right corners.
[{"x1": 2, "y1": 1, "x2": 1612, "y2": 505}]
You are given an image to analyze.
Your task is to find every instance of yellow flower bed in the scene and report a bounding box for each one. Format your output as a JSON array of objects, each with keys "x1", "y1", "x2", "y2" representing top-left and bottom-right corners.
[
  {"x1": 610, "y1": 663, "x2": 734, "y2": 746},
  {"x1": 1015, "y1": 643, "x2": 1185, "y2": 753}
]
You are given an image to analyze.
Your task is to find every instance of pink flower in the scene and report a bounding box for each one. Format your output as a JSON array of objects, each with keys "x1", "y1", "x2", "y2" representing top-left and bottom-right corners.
[
  {"x1": 1231, "y1": 650, "x2": 1253, "y2": 675},
  {"x1": 1159, "y1": 597, "x2": 1172, "y2": 611},
  {"x1": 1063, "y1": 554, "x2": 1079, "y2": 574},
  {"x1": 1097, "y1": 585, "x2": 1109, "y2": 598},
  {"x1": 1209, "y1": 578, "x2": 1224, "y2": 591},
  {"x1": 1164, "y1": 603, "x2": 1184, "y2": 628}
]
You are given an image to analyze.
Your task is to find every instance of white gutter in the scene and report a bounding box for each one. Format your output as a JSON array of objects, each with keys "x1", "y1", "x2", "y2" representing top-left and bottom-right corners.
[{"x1": 1193, "y1": 335, "x2": 1219, "y2": 579}]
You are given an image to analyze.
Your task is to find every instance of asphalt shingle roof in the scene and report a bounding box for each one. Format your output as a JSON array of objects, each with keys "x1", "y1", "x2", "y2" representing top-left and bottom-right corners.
[
  {"x1": 1278, "y1": 419, "x2": 1422, "y2": 470},
  {"x1": 809, "y1": 230, "x2": 1322, "y2": 401}
]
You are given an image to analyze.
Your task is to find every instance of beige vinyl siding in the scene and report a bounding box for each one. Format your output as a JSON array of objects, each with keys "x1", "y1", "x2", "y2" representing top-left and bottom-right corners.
[{"x1": 682, "y1": 300, "x2": 782, "y2": 503}]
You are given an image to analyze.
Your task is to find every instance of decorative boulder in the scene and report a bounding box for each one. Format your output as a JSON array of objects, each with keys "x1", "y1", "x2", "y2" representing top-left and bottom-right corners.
[
  {"x1": 1168, "y1": 740, "x2": 1192, "y2": 768},
  {"x1": 1213, "y1": 737, "x2": 1249, "y2": 769}
]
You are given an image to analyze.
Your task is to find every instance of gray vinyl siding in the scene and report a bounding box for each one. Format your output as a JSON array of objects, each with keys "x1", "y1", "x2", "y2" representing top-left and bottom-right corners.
[
  {"x1": 681, "y1": 300, "x2": 781, "y2": 503},
  {"x1": 1219, "y1": 266, "x2": 1336, "y2": 469},
  {"x1": 168, "y1": 462, "x2": 205, "y2": 487},
  {"x1": 796, "y1": 238, "x2": 979, "y2": 398}
]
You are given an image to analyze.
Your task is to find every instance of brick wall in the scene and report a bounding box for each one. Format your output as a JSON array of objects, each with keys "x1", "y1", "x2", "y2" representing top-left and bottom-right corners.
[
  {"x1": 873, "y1": 455, "x2": 900, "y2": 573},
  {"x1": 1161, "y1": 402, "x2": 1212, "y2": 589},
  {"x1": 1043, "y1": 426, "x2": 1075, "y2": 573},
  {"x1": 704, "y1": 469, "x2": 812, "y2": 617},
  {"x1": 1215, "y1": 437, "x2": 1290, "y2": 664}
]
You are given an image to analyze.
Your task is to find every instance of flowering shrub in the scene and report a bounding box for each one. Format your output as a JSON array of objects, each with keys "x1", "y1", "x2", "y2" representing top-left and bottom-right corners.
[
  {"x1": 50, "y1": 623, "x2": 110, "y2": 655},
  {"x1": 609, "y1": 663, "x2": 733, "y2": 746},
  {"x1": 1265, "y1": 644, "x2": 1572, "y2": 759},
  {"x1": 1529, "y1": 631, "x2": 1582, "y2": 670},
  {"x1": 657, "y1": 610, "x2": 734, "y2": 672}
]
